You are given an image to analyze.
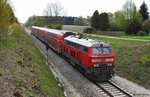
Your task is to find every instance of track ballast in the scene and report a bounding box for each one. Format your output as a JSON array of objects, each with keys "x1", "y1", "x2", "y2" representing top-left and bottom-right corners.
[{"x1": 94, "y1": 80, "x2": 133, "y2": 97}]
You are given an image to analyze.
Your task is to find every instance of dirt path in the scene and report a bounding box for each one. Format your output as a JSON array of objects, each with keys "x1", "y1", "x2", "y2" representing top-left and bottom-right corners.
[{"x1": 90, "y1": 34, "x2": 150, "y2": 42}]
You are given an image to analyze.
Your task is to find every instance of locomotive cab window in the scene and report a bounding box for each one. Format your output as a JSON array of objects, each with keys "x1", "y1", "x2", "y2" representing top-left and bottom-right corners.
[
  {"x1": 92, "y1": 47, "x2": 111, "y2": 54},
  {"x1": 92, "y1": 48, "x2": 102, "y2": 54},
  {"x1": 103, "y1": 47, "x2": 111, "y2": 54}
]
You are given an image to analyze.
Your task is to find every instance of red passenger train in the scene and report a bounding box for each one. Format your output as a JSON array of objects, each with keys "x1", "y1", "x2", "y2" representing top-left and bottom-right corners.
[{"x1": 31, "y1": 26, "x2": 115, "y2": 81}]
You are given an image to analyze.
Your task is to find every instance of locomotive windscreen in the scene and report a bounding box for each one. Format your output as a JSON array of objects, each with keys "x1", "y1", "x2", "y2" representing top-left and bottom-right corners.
[{"x1": 92, "y1": 47, "x2": 111, "y2": 54}]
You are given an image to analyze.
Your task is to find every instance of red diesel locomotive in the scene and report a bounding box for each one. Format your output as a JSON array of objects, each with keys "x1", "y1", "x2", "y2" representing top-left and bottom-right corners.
[{"x1": 31, "y1": 26, "x2": 115, "y2": 81}]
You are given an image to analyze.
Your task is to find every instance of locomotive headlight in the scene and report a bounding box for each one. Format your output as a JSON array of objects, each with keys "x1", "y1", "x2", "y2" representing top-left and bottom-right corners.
[
  {"x1": 107, "y1": 64, "x2": 112, "y2": 66},
  {"x1": 94, "y1": 64, "x2": 99, "y2": 67},
  {"x1": 106, "y1": 58, "x2": 114, "y2": 62},
  {"x1": 92, "y1": 59, "x2": 101, "y2": 62}
]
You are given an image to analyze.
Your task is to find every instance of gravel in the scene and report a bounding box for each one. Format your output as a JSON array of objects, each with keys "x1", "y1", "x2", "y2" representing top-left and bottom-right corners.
[{"x1": 110, "y1": 76, "x2": 150, "y2": 97}]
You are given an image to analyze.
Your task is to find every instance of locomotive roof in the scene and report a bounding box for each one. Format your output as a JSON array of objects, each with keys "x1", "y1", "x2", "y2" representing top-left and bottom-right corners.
[
  {"x1": 32, "y1": 26, "x2": 72, "y2": 36},
  {"x1": 64, "y1": 35, "x2": 110, "y2": 47}
]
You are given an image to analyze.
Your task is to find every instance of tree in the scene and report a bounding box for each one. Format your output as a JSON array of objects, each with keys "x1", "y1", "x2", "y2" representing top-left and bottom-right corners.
[
  {"x1": 7, "y1": 3, "x2": 17, "y2": 23},
  {"x1": 25, "y1": 15, "x2": 36, "y2": 27},
  {"x1": 139, "y1": 1, "x2": 149, "y2": 21},
  {"x1": 99, "y1": 12, "x2": 110, "y2": 31},
  {"x1": 34, "y1": 17, "x2": 44, "y2": 27},
  {"x1": 122, "y1": 0, "x2": 143, "y2": 36},
  {"x1": 74, "y1": 16, "x2": 86, "y2": 26},
  {"x1": 142, "y1": 20, "x2": 150, "y2": 35},
  {"x1": 43, "y1": 2, "x2": 65, "y2": 17},
  {"x1": 0, "y1": 0, "x2": 10, "y2": 33},
  {"x1": 91, "y1": 10, "x2": 100, "y2": 30},
  {"x1": 125, "y1": 6, "x2": 142, "y2": 35},
  {"x1": 0, "y1": 0, "x2": 16, "y2": 42},
  {"x1": 122, "y1": 0, "x2": 136, "y2": 22},
  {"x1": 114, "y1": 11, "x2": 126, "y2": 30},
  {"x1": 86, "y1": 16, "x2": 91, "y2": 26}
]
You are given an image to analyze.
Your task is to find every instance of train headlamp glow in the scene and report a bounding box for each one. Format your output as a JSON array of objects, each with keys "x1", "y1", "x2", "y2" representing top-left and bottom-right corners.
[
  {"x1": 107, "y1": 64, "x2": 112, "y2": 66},
  {"x1": 106, "y1": 58, "x2": 114, "y2": 62},
  {"x1": 92, "y1": 59, "x2": 101, "y2": 62},
  {"x1": 94, "y1": 64, "x2": 99, "y2": 67}
]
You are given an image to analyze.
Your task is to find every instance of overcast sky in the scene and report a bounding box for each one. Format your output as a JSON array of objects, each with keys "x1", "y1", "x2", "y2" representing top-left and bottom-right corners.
[{"x1": 11, "y1": 0, "x2": 150, "y2": 23}]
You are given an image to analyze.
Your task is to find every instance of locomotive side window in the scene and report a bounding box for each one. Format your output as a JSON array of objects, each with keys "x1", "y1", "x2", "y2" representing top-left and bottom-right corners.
[
  {"x1": 84, "y1": 47, "x2": 88, "y2": 53},
  {"x1": 64, "y1": 40, "x2": 88, "y2": 53},
  {"x1": 79, "y1": 45, "x2": 84, "y2": 51}
]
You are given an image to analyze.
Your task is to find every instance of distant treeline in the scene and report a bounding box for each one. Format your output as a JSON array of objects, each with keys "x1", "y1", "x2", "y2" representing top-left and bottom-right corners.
[
  {"x1": 90, "y1": 0, "x2": 150, "y2": 36},
  {"x1": 26, "y1": 0, "x2": 150, "y2": 36},
  {"x1": 25, "y1": 16, "x2": 77, "y2": 29}
]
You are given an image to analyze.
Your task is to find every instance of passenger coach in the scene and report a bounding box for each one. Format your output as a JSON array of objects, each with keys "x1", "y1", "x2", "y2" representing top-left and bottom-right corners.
[{"x1": 31, "y1": 26, "x2": 74, "y2": 53}]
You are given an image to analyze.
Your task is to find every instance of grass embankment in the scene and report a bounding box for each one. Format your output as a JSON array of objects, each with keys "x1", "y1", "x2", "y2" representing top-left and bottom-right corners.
[
  {"x1": 118, "y1": 31, "x2": 150, "y2": 40},
  {"x1": 120, "y1": 35, "x2": 150, "y2": 40},
  {"x1": 87, "y1": 35, "x2": 150, "y2": 89},
  {"x1": 0, "y1": 23, "x2": 64, "y2": 97}
]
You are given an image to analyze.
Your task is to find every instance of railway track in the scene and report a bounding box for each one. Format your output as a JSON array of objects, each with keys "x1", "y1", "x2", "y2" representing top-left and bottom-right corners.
[{"x1": 94, "y1": 81, "x2": 133, "y2": 97}]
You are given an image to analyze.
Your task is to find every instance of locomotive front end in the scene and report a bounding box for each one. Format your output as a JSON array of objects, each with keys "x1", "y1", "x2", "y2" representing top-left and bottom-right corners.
[{"x1": 87, "y1": 42, "x2": 115, "y2": 81}]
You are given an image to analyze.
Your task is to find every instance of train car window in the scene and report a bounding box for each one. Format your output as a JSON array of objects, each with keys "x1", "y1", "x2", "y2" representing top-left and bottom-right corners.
[
  {"x1": 103, "y1": 47, "x2": 111, "y2": 54},
  {"x1": 68, "y1": 41, "x2": 70, "y2": 45},
  {"x1": 84, "y1": 47, "x2": 88, "y2": 53},
  {"x1": 69, "y1": 41, "x2": 72, "y2": 45},
  {"x1": 79, "y1": 45, "x2": 84, "y2": 51},
  {"x1": 75, "y1": 43, "x2": 79, "y2": 49},
  {"x1": 72, "y1": 43, "x2": 75, "y2": 48},
  {"x1": 73, "y1": 43, "x2": 76, "y2": 48},
  {"x1": 48, "y1": 32, "x2": 56, "y2": 38},
  {"x1": 92, "y1": 48, "x2": 102, "y2": 54}
]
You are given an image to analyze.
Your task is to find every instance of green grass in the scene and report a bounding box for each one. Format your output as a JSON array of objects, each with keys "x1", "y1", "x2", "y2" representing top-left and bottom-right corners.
[
  {"x1": 118, "y1": 31, "x2": 150, "y2": 40},
  {"x1": 120, "y1": 35, "x2": 150, "y2": 40},
  {"x1": 86, "y1": 34, "x2": 150, "y2": 89},
  {"x1": 0, "y1": 23, "x2": 64, "y2": 97}
]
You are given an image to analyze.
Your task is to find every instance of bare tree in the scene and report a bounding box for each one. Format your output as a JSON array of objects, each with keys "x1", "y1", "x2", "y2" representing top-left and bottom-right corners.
[
  {"x1": 43, "y1": 2, "x2": 65, "y2": 16},
  {"x1": 44, "y1": 4, "x2": 53, "y2": 16}
]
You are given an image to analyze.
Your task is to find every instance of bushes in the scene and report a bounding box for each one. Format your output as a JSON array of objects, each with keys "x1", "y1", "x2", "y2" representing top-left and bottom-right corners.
[
  {"x1": 142, "y1": 20, "x2": 150, "y2": 35},
  {"x1": 125, "y1": 20, "x2": 141, "y2": 36},
  {"x1": 83, "y1": 27, "x2": 93, "y2": 33},
  {"x1": 137, "y1": 30, "x2": 147, "y2": 36},
  {"x1": 50, "y1": 23, "x2": 62, "y2": 30},
  {"x1": 140, "y1": 54, "x2": 150, "y2": 66},
  {"x1": 45, "y1": 23, "x2": 62, "y2": 30}
]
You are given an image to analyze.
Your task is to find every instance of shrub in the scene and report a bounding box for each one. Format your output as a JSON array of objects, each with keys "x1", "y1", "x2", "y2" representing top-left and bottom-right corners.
[
  {"x1": 51, "y1": 23, "x2": 62, "y2": 30},
  {"x1": 45, "y1": 23, "x2": 62, "y2": 30},
  {"x1": 125, "y1": 21, "x2": 141, "y2": 36},
  {"x1": 140, "y1": 54, "x2": 150, "y2": 66},
  {"x1": 137, "y1": 30, "x2": 146, "y2": 36},
  {"x1": 83, "y1": 27, "x2": 93, "y2": 33},
  {"x1": 142, "y1": 20, "x2": 150, "y2": 35}
]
